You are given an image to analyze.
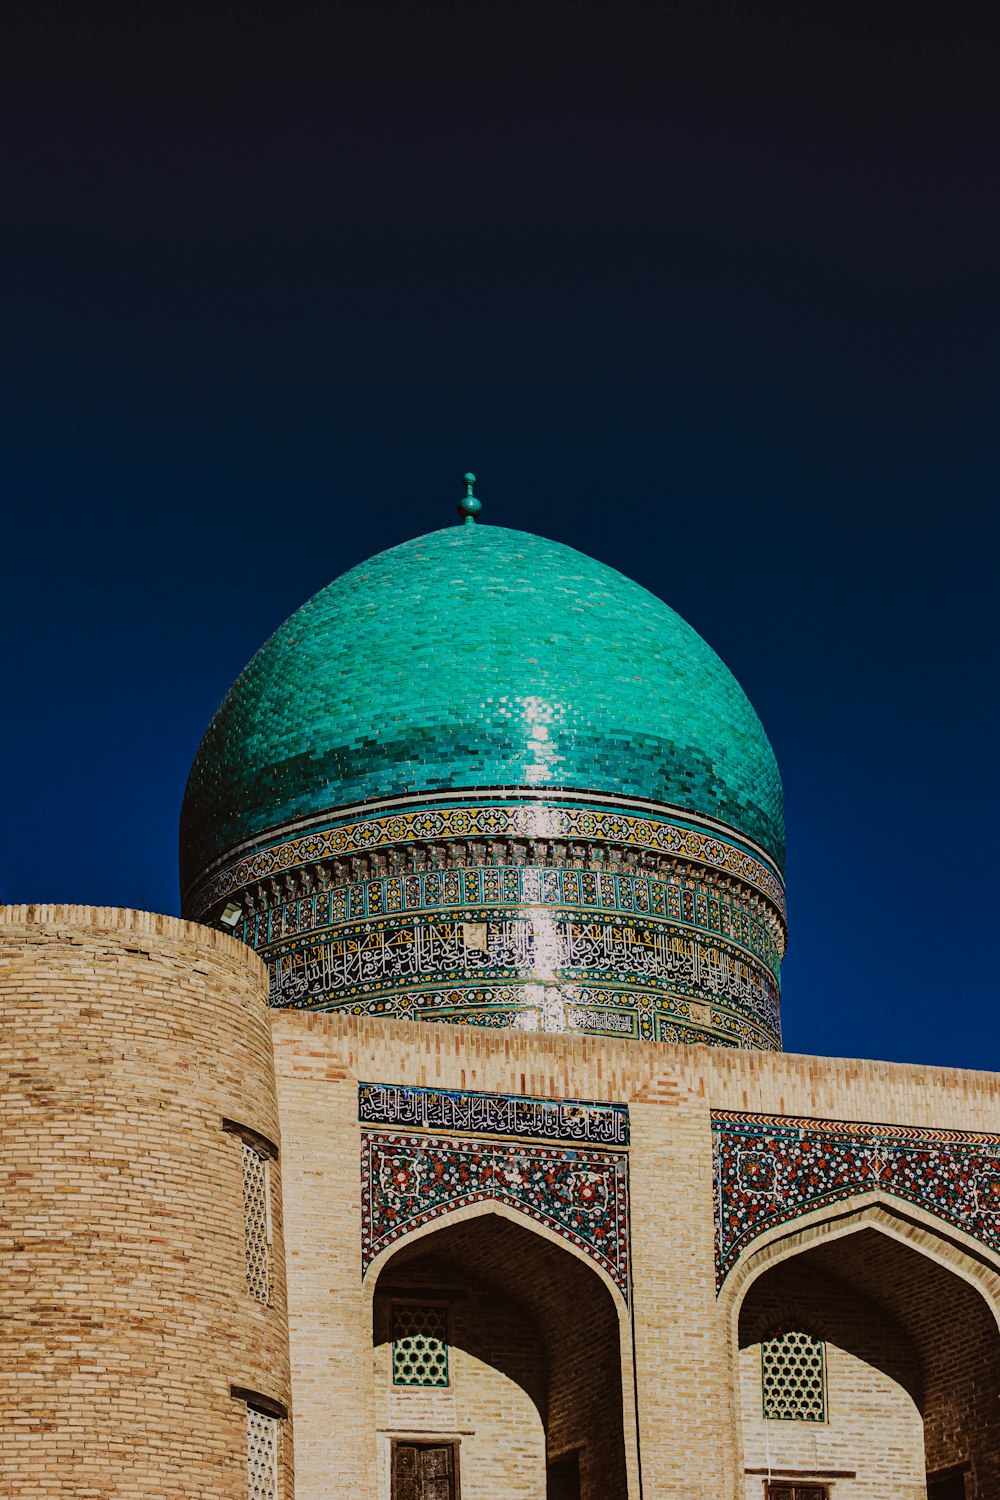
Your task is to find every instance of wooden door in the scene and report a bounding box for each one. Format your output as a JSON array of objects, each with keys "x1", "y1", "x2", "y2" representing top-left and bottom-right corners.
[{"x1": 392, "y1": 1442, "x2": 458, "y2": 1500}]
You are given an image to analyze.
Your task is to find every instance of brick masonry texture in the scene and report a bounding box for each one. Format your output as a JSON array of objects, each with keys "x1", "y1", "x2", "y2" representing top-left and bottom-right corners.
[
  {"x1": 738, "y1": 1255, "x2": 926, "y2": 1498},
  {"x1": 271, "y1": 1010, "x2": 1000, "y2": 1500},
  {"x1": 5, "y1": 905, "x2": 1000, "y2": 1499},
  {"x1": 0, "y1": 906, "x2": 293, "y2": 1500},
  {"x1": 179, "y1": 521, "x2": 784, "y2": 890}
]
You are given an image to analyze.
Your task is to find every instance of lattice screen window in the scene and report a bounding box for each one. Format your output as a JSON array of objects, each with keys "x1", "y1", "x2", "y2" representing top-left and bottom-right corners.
[
  {"x1": 246, "y1": 1403, "x2": 279, "y2": 1500},
  {"x1": 391, "y1": 1303, "x2": 449, "y2": 1386},
  {"x1": 242, "y1": 1142, "x2": 272, "y2": 1304},
  {"x1": 762, "y1": 1330, "x2": 826, "y2": 1421}
]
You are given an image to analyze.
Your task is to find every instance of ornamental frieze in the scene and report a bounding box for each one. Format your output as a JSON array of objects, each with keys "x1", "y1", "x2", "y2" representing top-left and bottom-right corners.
[
  {"x1": 264, "y1": 913, "x2": 780, "y2": 1045},
  {"x1": 244, "y1": 861, "x2": 781, "y2": 974},
  {"x1": 186, "y1": 797, "x2": 786, "y2": 922},
  {"x1": 712, "y1": 1110, "x2": 1000, "y2": 1290},
  {"x1": 359, "y1": 1082, "x2": 629, "y2": 1146},
  {"x1": 332, "y1": 984, "x2": 770, "y2": 1046}
]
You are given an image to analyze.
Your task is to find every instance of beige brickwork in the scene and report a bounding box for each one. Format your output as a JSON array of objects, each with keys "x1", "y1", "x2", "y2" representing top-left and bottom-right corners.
[
  {"x1": 271, "y1": 1011, "x2": 1000, "y2": 1500},
  {"x1": 738, "y1": 1250, "x2": 926, "y2": 1498},
  {"x1": 0, "y1": 906, "x2": 293, "y2": 1500},
  {"x1": 3, "y1": 902, "x2": 999, "y2": 1500},
  {"x1": 373, "y1": 1241, "x2": 547, "y2": 1499}
]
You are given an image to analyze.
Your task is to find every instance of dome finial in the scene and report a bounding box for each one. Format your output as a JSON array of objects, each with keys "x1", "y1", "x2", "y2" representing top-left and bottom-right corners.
[{"x1": 457, "y1": 471, "x2": 483, "y2": 525}]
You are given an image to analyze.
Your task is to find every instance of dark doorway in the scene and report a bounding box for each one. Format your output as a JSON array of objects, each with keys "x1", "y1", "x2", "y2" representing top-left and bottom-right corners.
[
  {"x1": 927, "y1": 1466, "x2": 968, "y2": 1500},
  {"x1": 547, "y1": 1449, "x2": 581, "y2": 1500},
  {"x1": 391, "y1": 1441, "x2": 459, "y2": 1500},
  {"x1": 765, "y1": 1487, "x2": 829, "y2": 1500}
]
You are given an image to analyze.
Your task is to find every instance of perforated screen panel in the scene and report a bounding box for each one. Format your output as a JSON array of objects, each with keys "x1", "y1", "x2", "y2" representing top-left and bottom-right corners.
[
  {"x1": 246, "y1": 1404, "x2": 279, "y2": 1500},
  {"x1": 391, "y1": 1304, "x2": 449, "y2": 1387},
  {"x1": 762, "y1": 1330, "x2": 826, "y2": 1422},
  {"x1": 242, "y1": 1143, "x2": 271, "y2": 1304}
]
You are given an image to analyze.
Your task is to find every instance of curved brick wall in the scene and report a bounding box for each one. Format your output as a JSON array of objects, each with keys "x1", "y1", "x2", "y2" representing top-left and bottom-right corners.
[{"x1": 0, "y1": 906, "x2": 292, "y2": 1498}]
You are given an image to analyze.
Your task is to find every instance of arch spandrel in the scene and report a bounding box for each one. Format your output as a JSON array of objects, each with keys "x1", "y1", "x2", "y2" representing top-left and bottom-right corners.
[
  {"x1": 712, "y1": 1108, "x2": 1000, "y2": 1296},
  {"x1": 362, "y1": 1197, "x2": 630, "y2": 1316},
  {"x1": 361, "y1": 1131, "x2": 631, "y2": 1303}
]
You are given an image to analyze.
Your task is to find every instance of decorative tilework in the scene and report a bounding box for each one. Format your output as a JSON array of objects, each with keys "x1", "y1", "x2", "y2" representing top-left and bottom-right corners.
[
  {"x1": 185, "y1": 794, "x2": 786, "y2": 920},
  {"x1": 244, "y1": 860, "x2": 782, "y2": 972},
  {"x1": 187, "y1": 790, "x2": 785, "y2": 1049},
  {"x1": 359, "y1": 1082, "x2": 629, "y2": 1145},
  {"x1": 712, "y1": 1111, "x2": 1000, "y2": 1289},
  {"x1": 180, "y1": 524, "x2": 785, "y2": 896},
  {"x1": 266, "y1": 912, "x2": 779, "y2": 1042},
  {"x1": 362, "y1": 1130, "x2": 631, "y2": 1300}
]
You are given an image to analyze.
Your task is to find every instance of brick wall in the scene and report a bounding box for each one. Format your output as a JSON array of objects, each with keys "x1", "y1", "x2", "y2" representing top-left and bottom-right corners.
[
  {"x1": 373, "y1": 1237, "x2": 547, "y2": 1499},
  {"x1": 376, "y1": 1210, "x2": 629, "y2": 1500},
  {"x1": 0, "y1": 906, "x2": 292, "y2": 1500},
  {"x1": 271, "y1": 1011, "x2": 1000, "y2": 1500},
  {"x1": 739, "y1": 1251, "x2": 925, "y2": 1498}
]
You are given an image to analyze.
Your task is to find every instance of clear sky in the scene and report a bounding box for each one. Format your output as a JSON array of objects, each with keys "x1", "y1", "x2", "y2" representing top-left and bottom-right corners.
[{"x1": 3, "y1": 2, "x2": 997, "y2": 1069}]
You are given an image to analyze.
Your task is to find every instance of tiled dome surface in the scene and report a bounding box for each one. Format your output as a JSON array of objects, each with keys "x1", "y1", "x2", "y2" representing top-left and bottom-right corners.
[{"x1": 180, "y1": 524, "x2": 784, "y2": 891}]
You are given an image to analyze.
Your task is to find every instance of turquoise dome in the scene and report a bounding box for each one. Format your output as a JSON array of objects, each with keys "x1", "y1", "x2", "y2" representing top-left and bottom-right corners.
[{"x1": 180, "y1": 523, "x2": 784, "y2": 892}]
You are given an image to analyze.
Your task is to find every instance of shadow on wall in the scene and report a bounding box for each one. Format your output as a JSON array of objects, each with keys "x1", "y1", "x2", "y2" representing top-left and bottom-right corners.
[{"x1": 372, "y1": 1211, "x2": 629, "y2": 1500}]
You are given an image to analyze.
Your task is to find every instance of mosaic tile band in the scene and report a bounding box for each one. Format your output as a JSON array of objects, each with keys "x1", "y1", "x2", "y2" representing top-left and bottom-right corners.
[
  {"x1": 185, "y1": 795, "x2": 786, "y2": 922},
  {"x1": 190, "y1": 793, "x2": 785, "y2": 1049},
  {"x1": 361, "y1": 1128, "x2": 631, "y2": 1300},
  {"x1": 332, "y1": 982, "x2": 770, "y2": 1047},
  {"x1": 712, "y1": 1111, "x2": 1000, "y2": 1290},
  {"x1": 266, "y1": 912, "x2": 780, "y2": 1047},
  {"x1": 243, "y1": 860, "x2": 782, "y2": 971},
  {"x1": 359, "y1": 1082, "x2": 630, "y2": 1146}
]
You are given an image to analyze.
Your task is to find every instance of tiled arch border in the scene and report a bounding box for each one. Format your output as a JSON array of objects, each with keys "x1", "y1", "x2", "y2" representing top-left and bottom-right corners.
[
  {"x1": 361, "y1": 1128, "x2": 631, "y2": 1301},
  {"x1": 716, "y1": 1195, "x2": 1000, "y2": 1339},
  {"x1": 359, "y1": 1084, "x2": 632, "y2": 1302}
]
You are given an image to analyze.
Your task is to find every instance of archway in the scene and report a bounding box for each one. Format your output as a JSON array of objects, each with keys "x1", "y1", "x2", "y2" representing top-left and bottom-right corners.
[
  {"x1": 733, "y1": 1212, "x2": 1000, "y2": 1500},
  {"x1": 369, "y1": 1207, "x2": 631, "y2": 1500}
]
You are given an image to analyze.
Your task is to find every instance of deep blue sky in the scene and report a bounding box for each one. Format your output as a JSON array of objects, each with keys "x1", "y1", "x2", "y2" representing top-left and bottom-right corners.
[{"x1": 3, "y1": 2, "x2": 997, "y2": 1068}]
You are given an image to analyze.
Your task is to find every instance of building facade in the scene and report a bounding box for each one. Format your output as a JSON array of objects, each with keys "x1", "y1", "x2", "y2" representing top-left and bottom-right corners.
[{"x1": 2, "y1": 485, "x2": 998, "y2": 1498}]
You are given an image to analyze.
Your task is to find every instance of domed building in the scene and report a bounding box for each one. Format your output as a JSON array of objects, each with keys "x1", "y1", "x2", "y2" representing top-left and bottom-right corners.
[
  {"x1": 181, "y1": 494, "x2": 785, "y2": 1050},
  {"x1": 2, "y1": 478, "x2": 999, "y2": 1500}
]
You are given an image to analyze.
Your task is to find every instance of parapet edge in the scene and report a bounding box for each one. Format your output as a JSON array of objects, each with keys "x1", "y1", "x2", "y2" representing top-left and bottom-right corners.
[{"x1": 0, "y1": 903, "x2": 268, "y2": 981}]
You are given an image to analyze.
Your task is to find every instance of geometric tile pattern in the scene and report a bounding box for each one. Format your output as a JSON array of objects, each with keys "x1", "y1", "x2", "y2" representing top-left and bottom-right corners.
[
  {"x1": 251, "y1": 856, "x2": 782, "y2": 973},
  {"x1": 762, "y1": 1330, "x2": 826, "y2": 1422},
  {"x1": 391, "y1": 1304, "x2": 450, "y2": 1386},
  {"x1": 713, "y1": 1110, "x2": 1000, "y2": 1289},
  {"x1": 362, "y1": 1131, "x2": 630, "y2": 1300},
  {"x1": 186, "y1": 795, "x2": 786, "y2": 920},
  {"x1": 361, "y1": 1128, "x2": 631, "y2": 1301},
  {"x1": 191, "y1": 792, "x2": 785, "y2": 1049}
]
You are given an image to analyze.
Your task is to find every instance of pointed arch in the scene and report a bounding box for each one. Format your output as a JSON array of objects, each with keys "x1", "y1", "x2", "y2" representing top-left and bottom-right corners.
[
  {"x1": 725, "y1": 1193, "x2": 1000, "y2": 1499},
  {"x1": 367, "y1": 1201, "x2": 641, "y2": 1500},
  {"x1": 721, "y1": 1190, "x2": 1000, "y2": 1329}
]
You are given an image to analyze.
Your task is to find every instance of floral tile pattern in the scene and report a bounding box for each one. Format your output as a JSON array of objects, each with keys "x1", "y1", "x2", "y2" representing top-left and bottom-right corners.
[
  {"x1": 360, "y1": 1085, "x2": 631, "y2": 1299},
  {"x1": 712, "y1": 1110, "x2": 1000, "y2": 1289}
]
